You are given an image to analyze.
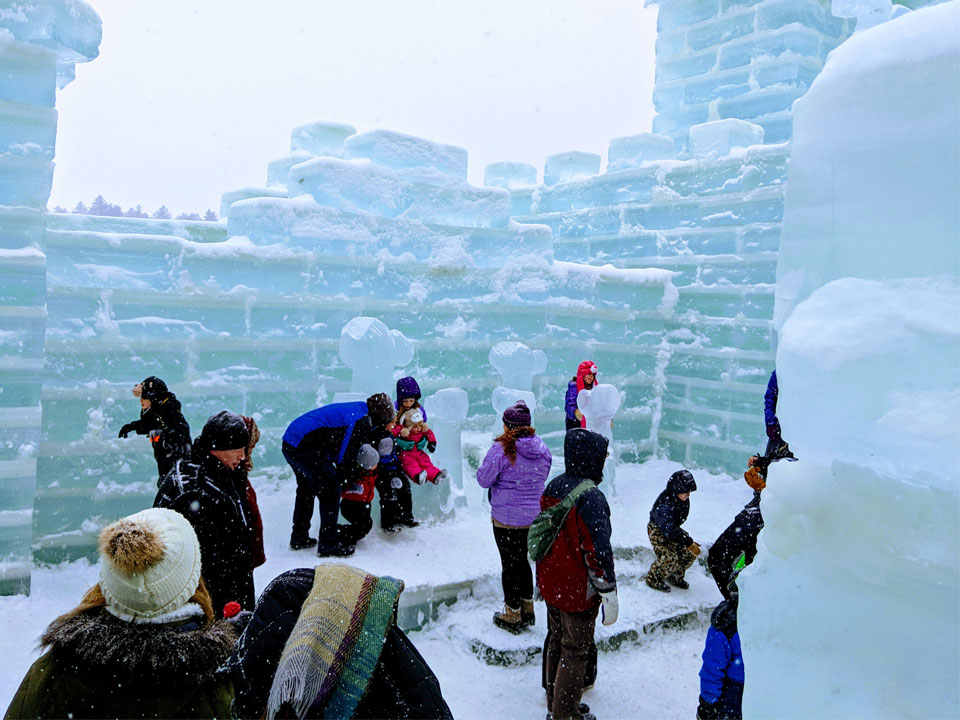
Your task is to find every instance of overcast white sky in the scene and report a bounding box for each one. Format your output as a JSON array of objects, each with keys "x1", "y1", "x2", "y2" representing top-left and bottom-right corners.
[{"x1": 49, "y1": 1, "x2": 658, "y2": 216}]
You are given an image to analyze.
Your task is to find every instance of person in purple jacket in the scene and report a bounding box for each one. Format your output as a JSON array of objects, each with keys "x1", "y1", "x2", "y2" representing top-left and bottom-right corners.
[{"x1": 477, "y1": 400, "x2": 553, "y2": 633}]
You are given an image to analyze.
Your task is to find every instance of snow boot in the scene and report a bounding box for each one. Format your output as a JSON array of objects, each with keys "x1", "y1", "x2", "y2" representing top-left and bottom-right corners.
[
  {"x1": 429, "y1": 469, "x2": 447, "y2": 484},
  {"x1": 289, "y1": 536, "x2": 317, "y2": 551},
  {"x1": 317, "y1": 542, "x2": 355, "y2": 558},
  {"x1": 400, "y1": 518, "x2": 420, "y2": 528},
  {"x1": 520, "y1": 598, "x2": 536, "y2": 627},
  {"x1": 493, "y1": 604, "x2": 524, "y2": 634},
  {"x1": 646, "y1": 575, "x2": 671, "y2": 592},
  {"x1": 668, "y1": 576, "x2": 690, "y2": 590}
]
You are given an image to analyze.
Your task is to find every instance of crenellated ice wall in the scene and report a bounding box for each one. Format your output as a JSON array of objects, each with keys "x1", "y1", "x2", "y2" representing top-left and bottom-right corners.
[
  {"x1": 3, "y1": 0, "x2": 946, "y2": 589},
  {"x1": 0, "y1": 0, "x2": 101, "y2": 594}
]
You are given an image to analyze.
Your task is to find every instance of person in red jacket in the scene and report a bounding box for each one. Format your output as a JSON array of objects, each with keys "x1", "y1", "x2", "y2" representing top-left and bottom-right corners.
[{"x1": 537, "y1": 428, "x2": 618, "y2": 720}]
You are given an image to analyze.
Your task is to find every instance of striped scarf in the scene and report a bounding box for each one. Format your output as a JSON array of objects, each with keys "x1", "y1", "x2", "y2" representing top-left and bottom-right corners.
[{"x1": 266, "y1": 564, "x2": 404, "y2": 720}]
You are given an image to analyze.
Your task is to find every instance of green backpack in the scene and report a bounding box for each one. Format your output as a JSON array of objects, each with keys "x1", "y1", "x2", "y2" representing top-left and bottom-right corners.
[{"x1": 527, "y1": 480, "x2": 596, "y2": 562}]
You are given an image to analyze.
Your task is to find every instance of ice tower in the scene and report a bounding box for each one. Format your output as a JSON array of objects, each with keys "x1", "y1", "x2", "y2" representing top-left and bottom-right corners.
[{"x1": 0, "y1": 1, "x2": 101, "y2": 593}]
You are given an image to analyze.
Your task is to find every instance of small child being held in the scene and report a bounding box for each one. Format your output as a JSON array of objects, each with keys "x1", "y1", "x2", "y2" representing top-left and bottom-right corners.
[{"x1": 393, "y1": 407, "x2": 446, "y2": 484}]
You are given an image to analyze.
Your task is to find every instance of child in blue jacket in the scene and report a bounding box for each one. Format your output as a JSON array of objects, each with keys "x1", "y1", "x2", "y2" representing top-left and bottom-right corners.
[{"x1": 697, "y1": 597, "x2": 744, "y2": 719}]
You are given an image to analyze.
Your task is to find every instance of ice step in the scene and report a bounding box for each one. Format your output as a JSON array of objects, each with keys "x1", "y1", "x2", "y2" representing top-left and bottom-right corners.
[
  {"x1": 424, "y1": 558, "x2": 718, "y2": 667},
  {"x1": 45, "y1": 213, "x2": 227, "y2": 244}
]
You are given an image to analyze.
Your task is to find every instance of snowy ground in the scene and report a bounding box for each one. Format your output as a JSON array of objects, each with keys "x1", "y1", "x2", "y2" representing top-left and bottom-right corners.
[{"x1": 0, "y1": 454, "x2": 752, "y2": 718}]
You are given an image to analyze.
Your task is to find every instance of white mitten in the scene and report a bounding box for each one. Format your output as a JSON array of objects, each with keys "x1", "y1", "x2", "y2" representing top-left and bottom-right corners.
[{"x1": 599, "y1": 590, "x2": 618, "y2": 626}]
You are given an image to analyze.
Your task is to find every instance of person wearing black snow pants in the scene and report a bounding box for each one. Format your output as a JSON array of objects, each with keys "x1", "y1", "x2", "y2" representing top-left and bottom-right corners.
[
  {"x1": 374, "y1": 436, "x2": 417, "y2": 531},
  {"x1": 281, "y1": 394, "x2": 396, "y2": 557}
]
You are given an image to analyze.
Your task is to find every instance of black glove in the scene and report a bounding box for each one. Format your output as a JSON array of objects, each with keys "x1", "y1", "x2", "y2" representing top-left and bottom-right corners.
[
  {"x1": 427, "y1": 440, "x2": 436, "y2": 453},
  {"x1": 118, "y1": 423, "x2": 136, "y2": 439},
  {"x1": 696, "y1": 696, "x2": 720, "y2": 720}
]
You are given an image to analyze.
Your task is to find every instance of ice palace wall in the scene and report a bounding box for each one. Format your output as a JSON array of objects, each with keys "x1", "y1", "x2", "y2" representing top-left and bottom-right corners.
[{"x1": 0, "y1": 0, "x2": 946, "y2": 589}]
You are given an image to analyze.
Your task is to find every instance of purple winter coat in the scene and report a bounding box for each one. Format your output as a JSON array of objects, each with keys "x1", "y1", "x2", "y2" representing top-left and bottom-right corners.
[{"x1": 476, "y1": 435, "x2": 552, "y2": 527}]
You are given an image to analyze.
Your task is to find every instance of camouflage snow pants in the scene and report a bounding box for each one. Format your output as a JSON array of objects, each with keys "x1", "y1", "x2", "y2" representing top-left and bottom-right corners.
[{"x1": 647, "y1": 522, "x2": 695, "y2": 584}]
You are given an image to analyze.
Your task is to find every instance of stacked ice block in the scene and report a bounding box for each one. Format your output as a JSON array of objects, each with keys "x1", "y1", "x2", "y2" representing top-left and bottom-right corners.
[
  {"x1": 647, "y1": 0, "x2": 853, "y2": 151},
  {"x1": 0, "y1": 0, "x2": 101, "y2": 593}
]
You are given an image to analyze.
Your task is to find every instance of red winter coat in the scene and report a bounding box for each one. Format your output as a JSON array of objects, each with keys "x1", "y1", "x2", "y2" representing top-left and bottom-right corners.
[{"x1": 536, "y1": 429, "x2": 616, "y2": 613}]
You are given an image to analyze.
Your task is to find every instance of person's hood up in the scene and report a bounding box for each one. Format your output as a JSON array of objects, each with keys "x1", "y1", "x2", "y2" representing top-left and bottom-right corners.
[
  {"x1": 666, "y1": 469, "x2": 697, "y2": 494},
  {"x1": 515, "y1": 434, "x2": 550, "y2": 461},
  {"x1": 576, "y1": 360, "x2": 599, "y2": 392},
  {"x1": 563, "y1": 428, "x2": 608, "y2": 483},
  {"x1": 711, "y1": 597, "x2": 738, "y2": 639}
]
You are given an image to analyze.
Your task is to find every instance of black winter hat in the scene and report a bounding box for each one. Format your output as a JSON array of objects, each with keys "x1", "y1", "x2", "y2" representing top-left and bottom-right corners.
[
  {"x1": 366, "y1": 393, "x2": 395, "y2": 426},
  {"x1": 140, "y1": 376, "x2": 169, "y2": 401},
  {"x1": 200, "y1": 410, "x2": 250, "y2": 451}
]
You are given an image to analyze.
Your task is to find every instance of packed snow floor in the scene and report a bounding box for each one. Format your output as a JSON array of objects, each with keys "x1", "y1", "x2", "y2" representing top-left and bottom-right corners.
[{"x1": 0, "y1": 456, "x2": 751, "y2": 718}]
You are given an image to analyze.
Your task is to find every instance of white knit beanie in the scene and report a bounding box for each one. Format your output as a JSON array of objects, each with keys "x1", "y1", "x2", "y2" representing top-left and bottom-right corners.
[{"x1": 98, "y1": 508, "x2": 202, "y2": 621}]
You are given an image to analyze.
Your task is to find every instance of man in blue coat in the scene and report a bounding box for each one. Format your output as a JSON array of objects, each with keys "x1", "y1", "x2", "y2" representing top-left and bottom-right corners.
[{"x1": 282, "y1": 393, "x2": 396, "y2": 557}]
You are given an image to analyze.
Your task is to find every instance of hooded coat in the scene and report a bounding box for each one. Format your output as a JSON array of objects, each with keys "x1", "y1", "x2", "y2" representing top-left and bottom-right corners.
[
  {"x1": 4, "y1": 608, "x2": 235, "y2": 719},
  {"x1": 699, "y1": 599, "x2": 744, "y2": 718},
  {"x1": 708, "y1": 492, "x2": 763, "y2": 600},
  {"x1": 536, "y1": 429, "x2": 616, "y2": 613},
  {"x1": 477, "y1": 434, "x2": 552, "y2": 527},
  {"x1": 124, "y1": 391, "x2": 192, "y2": 483},
  {"x1": 565, "y1": 361, "x2": 598, "y2": 428},
  {"x1": 649, "y1": 469, "x2": 698, "y2": 547},
  {"x1": 155, "y1": 439, "x2": 257, "y2": 615},
  {"x1": 229, "y1": 568, "x2": 452, "y2": 720}
]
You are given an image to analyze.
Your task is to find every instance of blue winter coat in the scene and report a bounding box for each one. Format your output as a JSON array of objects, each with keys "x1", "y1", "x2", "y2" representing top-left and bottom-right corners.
[
  {"x1": 564, "y1": 380, "x2": 578, "y2": 421},
  {"x1": 282, "y1": 402, "x2": 368, "y2": 463},
  {"x1": 700, "y1": 600, "x2": 744, "y2": 716},
  {"x1": 764, "y1": 371, "x2": 779, "y2": 428}
]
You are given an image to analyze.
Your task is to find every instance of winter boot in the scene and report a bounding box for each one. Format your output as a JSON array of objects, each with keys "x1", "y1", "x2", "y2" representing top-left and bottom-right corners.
[
  {"x1": 429, "y1": 469, "x2": 447, "y2": 484},
  {"x1": 646, "y1": 575, "x2": 671, "y2": 593},
  {"x1": 493, "y1": 604, "x2": 524, "y2": 634},
  {"x1": 289, "y1": 536, "x2": 317, "y2": 551},
  {"x1": 520, "y1": 598, "x2": 536, "y2": 627},
  {"x1": 317, "y1": 542, "x2": 355, "y2": 558},
  {"x1": 668, "y1": 576, "x2": 690, "y2": 590},
  {"x1": 400, "y1": 517, "x2": 420, "y2": 528}
]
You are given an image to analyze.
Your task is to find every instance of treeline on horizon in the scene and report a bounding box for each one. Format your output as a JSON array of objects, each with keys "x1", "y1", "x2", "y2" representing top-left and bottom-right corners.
[{"x1": 50, "y1": 195, "x2": 218, "y2": 222}]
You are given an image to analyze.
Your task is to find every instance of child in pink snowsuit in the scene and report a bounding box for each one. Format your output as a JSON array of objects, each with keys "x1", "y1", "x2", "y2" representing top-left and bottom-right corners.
[{"x1": 392, "y1": 408, "x2": 446, "y2": 484}]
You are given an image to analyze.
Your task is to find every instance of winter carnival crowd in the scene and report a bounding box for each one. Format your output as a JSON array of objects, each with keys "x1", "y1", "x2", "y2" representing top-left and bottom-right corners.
[{"x1": 5, "y1": 363, "x2": 794, "y2": 720}]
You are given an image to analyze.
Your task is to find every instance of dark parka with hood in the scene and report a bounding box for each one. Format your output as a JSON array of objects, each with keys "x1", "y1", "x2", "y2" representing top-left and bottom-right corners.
[
  {"x1": 4, "y1": 608, "x2": 235, "y2": 719},
  {"x1": 119, "y1": 376, "x2": 192, "y2": 483},
  {"x1": 155, "y1": 411, "x2": 256, "y2": 615},
  {"x1": 536, "y1": 428, "x2": 617, "y2": 613},
  {"x1": 230, "y1": 568, "x2": 452, "y2": 720},
  {"x1": 649, "y1": 469, "x2": 698, "y2": 547}
]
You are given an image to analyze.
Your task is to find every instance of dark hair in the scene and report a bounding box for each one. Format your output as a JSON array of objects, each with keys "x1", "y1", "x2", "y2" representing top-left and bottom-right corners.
[
  {"x1": 394, "y1": 398, "x2": 421, "y2": 425},
  {"x1": 494, "y1": 425, "x2": 535, "y2": 464}
]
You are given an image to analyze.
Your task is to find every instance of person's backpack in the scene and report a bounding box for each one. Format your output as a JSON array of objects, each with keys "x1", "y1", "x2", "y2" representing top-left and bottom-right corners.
[{"x1": 527, "y1": 480, "x2": 596, "y2": 562}]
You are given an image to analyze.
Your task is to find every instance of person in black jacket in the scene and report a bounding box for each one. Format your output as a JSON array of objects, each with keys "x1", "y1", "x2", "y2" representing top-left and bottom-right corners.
[
  {"x1": 708, "y1": 455, "x2": 769, "y2": 600},
  {"x1": 118, "y1": 376, "x2": 192, "y2": 484},
  {"x1": 155, "y1": 410, "x2": 256, "y2": 616},
  {"x1": 646, "y1": 469, "x2": 700, "y2": 592},
  {"x1": 281, "y1": 393, "x2": 397, "y2": 557},
  {"x1": 229, "y1": 566, "x2": 452, "y2": 720}
]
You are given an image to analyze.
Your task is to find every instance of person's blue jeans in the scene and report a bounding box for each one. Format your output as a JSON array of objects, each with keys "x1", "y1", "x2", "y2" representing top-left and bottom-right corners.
[{"x1": 282, "y1": 441, "x2": 341, "y2": 550}]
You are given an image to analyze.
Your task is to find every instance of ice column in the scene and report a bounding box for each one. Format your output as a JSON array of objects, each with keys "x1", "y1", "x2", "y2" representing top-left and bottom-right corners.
[
  {"x1": 488, "y1": 341, "x2": 547, "y2": 435},
  {"x1": 418, "y1": 388, "x2": 469, "y2": 519},
  {"x1": 0, "y1": 1, "x2": 101, "y2": 595},
  {"x1": 577, "y1": 384, "x2": 622, "y2": 489},
  {"x1": 337, "y1": 317, "x2": 414, "y2": 400},
  {"x1": 741, "y1": 5, "x2": 959, "y2": 717}
]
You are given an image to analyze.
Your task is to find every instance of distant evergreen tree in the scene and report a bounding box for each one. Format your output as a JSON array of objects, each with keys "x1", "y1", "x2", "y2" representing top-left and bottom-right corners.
[
  {"x1": 52, "y1": 205, "x2": 67, "y2": 213},
  {"x1": 203, "y1": 209, "x2": 218, "y2": 221},
  {"x1": 125, "y1": 205, "x2": 148, "y2": 218},
  {"x1": 72, "y1": 201, "x2": 88, "y2": 214},
  {"x1": 176, "y1": 212, "x2": 202, "y2": 221},
  {"x1": 89, "y1": 195, "x2": 111, "y2": 216},
  {"x1": 152, "y1": 205, "x2": 171, "y2": 219}
]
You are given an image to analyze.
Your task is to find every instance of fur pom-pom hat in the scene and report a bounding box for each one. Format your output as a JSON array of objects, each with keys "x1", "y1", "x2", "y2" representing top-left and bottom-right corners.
[{"x1": 98, "y1": 508, "x2": 202, "y2": 621}]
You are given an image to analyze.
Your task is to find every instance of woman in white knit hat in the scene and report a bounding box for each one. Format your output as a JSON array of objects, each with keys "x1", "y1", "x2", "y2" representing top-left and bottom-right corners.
[{"x1": 5, "y1": 507, "x2": 237, "y2": 719}]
